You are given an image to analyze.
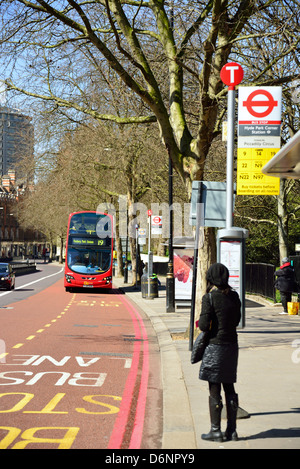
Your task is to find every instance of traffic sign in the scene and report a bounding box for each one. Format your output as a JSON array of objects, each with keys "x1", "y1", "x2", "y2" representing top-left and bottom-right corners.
[
  {"x1": 238, "y1": 86, "x2": 282, "y2": 125},
  {"x1": 237, "y1": 86, "x2": 282, "y2": 195},
  {"x1": 220, "y1": 62, "x2": 244, "y2": 88},
  {"x1": 138, "y1": 228, "x2": 146, "y2": 245},
  {"x1": 151, "y1": 215, "x2": 162, "y2": 235}
]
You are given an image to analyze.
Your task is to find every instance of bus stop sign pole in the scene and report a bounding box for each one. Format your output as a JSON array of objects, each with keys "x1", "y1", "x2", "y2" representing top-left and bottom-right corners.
[
  {"x1": 219, "y1": 62, "x2": 249, "y2": 418},
  {"x1": 219, "y1": 62, "x2": 248, "y2": 329},
  {"x1": 220, "y1": 62, "x2": 244, "y2": 227}
]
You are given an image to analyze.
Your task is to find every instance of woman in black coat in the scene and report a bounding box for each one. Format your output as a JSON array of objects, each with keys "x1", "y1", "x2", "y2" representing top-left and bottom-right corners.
[{"x1": 199, "y1": 263, "x2": 241, "y2": 442}]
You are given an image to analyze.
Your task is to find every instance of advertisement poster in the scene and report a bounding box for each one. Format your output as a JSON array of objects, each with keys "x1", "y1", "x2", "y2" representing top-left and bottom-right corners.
[{"x1": 173, "y1": 249, "x2": 194, "y2": 300}]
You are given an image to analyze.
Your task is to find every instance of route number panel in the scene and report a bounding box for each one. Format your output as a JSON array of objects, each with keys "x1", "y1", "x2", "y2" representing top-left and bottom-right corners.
[{"x1": 237, "y1": 148, "x2": 280, "y2": 195}]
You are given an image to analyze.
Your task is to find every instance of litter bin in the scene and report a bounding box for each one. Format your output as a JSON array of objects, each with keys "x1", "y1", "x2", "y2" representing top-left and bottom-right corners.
[{"x1": 141, "y1": 274, "x2": 158, "y2": 299}]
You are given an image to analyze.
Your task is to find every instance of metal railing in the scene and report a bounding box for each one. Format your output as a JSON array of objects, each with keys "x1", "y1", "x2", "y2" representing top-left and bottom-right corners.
[{"x1": 245, "y1": 263, "x2": 276, "y2": 301}]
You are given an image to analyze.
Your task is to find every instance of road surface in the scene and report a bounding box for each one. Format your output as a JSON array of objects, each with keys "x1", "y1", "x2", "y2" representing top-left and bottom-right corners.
[{"x1": 0, "y1": 263, "x2": 162, "y2": 449}]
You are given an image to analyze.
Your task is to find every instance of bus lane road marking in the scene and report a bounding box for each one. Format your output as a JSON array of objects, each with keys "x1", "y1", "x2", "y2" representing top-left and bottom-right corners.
[
  {"x1": 0, "y1": 351, "x2": 125, "y2": 449},
  {"x1": 0, "y1": 291, "x2": 148, "y2": 449},
  {"x1": 108, "y1": 292, "x2": 149, "y2": 450}
]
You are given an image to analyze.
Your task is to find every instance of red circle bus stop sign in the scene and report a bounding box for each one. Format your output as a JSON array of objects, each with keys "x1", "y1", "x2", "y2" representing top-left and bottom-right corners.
[
  {"x1": 220, "y1": 62, "x2": 244, "y2": 89},
  {"x1": 242, "y1": 89, "x2": 278, "y2": 118}
]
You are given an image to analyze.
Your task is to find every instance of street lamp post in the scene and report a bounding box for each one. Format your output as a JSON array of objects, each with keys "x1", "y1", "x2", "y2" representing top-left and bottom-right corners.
[
  {"x1": 166, "y1": 4, "x2": 175, "y2": 312},
  {"x1": 166, "y1": 155, "x2": 175, "y2": 312},
  {"x1": 135, "y1": 224, "x2": 139, "y2": 289}
]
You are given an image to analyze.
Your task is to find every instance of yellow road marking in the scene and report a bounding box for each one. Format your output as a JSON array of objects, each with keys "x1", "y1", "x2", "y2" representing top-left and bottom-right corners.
[{"x1": 7, "y1": 298, "x2": 74, "y2": 354}]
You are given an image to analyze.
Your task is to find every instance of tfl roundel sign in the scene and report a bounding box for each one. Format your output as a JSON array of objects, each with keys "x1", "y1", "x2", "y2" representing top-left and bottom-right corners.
[
  {"x1": 242, "y1": 89, "x2": 278, "y2": 118},
  {"x1": 220, "y1": 62, "x2": 244, "y2": 88},
  {"x1": 238, "y1": 86, "x2": 282, "y2": 123}
]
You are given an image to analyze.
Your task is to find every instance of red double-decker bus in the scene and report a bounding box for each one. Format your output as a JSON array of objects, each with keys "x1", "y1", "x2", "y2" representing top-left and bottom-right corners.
[{"x1": 64, "y1": 211, "x2": 113, "y2": 291}]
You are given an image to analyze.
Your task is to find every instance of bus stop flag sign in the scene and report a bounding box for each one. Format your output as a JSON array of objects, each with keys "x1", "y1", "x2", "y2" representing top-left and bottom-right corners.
[{"x1": 237, "y1": 86, "x2": 282, "y2": 195}]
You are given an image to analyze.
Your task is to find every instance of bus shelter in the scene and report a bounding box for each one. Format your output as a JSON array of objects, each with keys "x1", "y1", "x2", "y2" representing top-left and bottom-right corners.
[{"x1": 262, "y1": 128, "x2": 300, "y2": 179}]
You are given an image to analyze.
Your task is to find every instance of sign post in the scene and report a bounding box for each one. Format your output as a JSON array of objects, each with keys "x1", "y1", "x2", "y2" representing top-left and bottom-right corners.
[
  {"x1": 147, "y1": 210, "x2": 152, "y2": 298},
  {"x1": 220, "y1": 62, "x2": 244, "y2": 228},
  {"x1": 219, "y1": 62, "x2": 248, "y2": 327},
  {"x1": 135, "y1": 224, "x2": 139, "y2": 289}
]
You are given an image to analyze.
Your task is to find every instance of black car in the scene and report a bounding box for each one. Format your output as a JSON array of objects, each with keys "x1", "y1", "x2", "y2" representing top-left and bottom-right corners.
[{"x1": 0, "y1": 263, "x2": 15, "y2": 290}]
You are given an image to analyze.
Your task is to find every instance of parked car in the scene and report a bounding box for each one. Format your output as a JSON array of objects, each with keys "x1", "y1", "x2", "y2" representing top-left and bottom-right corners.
[{"x1": 0, "y1": 263, "x2": 15, "y2": 290}]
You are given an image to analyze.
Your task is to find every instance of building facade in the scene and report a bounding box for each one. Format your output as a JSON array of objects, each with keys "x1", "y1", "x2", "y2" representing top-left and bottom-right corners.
[
  {"x1": 0, "y1": 106, "x2": 46, "y2": 259},
  {"x1": 0, "y1": 106, "x2": 34, "y2": 180}
]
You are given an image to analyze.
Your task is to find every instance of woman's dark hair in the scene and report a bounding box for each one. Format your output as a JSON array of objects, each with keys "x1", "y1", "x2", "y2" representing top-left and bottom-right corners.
[{"x1": 206, "y1": 263, "x2": 231, "y2": 294}]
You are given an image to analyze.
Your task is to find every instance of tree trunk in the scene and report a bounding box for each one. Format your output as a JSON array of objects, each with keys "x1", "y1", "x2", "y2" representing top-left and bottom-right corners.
[
  {"x1": 277, "y1": 179, "x2": 288, "y2": 261},
  {"x1": 195, "y1": 226, "x2": 217, "y2": 322},
  {"x1": 127, "y1": 192, "x2": 140, "y2": 285},
  {"x1": 114, "y1": 222, "x2": 124, "y2": 277},
  {"x1": 59, "y1": 236, "x2": 64, "y2": 263}
]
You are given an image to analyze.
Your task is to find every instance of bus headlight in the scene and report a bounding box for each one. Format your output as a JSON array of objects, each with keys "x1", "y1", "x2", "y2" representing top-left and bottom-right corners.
[
  {"x1": 65, "y1": 274, "x2": 75, "y2": 283},
  {"x1": 103, "y1": 276, "x2": 112, "y2": 284}
]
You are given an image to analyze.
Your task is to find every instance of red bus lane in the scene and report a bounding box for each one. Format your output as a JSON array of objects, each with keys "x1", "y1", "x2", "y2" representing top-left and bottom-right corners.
[{"x1": 0, "y1": 279, "x2": 159, "y2": 449}]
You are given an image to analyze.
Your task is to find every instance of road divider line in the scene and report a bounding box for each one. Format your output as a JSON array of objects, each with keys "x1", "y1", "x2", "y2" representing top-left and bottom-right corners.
[
  {"x1": 15, "y1": 267, "x2": 64, "y2": 290},
  {"x1": 0, "y1": 267, "x2": 64, "y2": 297},
  {"x1": 4, "y1": 289, "x2": 73, "y2": 359}
]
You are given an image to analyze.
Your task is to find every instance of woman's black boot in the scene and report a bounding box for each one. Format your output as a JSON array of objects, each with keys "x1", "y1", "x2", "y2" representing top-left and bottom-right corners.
[
  {"x1": 224, "y1": 393, "x2": 239, "y2": 441},
  {"x1": 201, "y1": 396, "x2": 223, "y2": 442}
]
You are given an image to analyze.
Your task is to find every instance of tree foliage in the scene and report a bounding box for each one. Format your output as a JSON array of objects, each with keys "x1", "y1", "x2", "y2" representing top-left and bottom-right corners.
[
  {"x1": 1, "y1": 0, "x2": 300, "y2": 283},
  {"x1": 2, "y1": 0, "x2": 300, "y2": 190}
]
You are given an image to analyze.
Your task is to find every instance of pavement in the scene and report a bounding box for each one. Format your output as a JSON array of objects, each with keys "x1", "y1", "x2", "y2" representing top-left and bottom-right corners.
[{"x1": 113, "y1": 274, "x2": 300, "y2": 450}]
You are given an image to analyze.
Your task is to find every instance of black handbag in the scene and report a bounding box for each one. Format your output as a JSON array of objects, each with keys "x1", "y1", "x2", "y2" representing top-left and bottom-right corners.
[
  {"x1": 191, "y1": 293, "x2": 212, "y2": 364},
  {"x1": 190, "y1": 330, "x2": 210, "y2": 364}
]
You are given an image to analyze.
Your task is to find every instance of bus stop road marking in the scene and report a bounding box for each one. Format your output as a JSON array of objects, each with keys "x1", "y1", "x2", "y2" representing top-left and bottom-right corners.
[{"x1": 73, "y1": 324, "x2": 99, "y2": 328}]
